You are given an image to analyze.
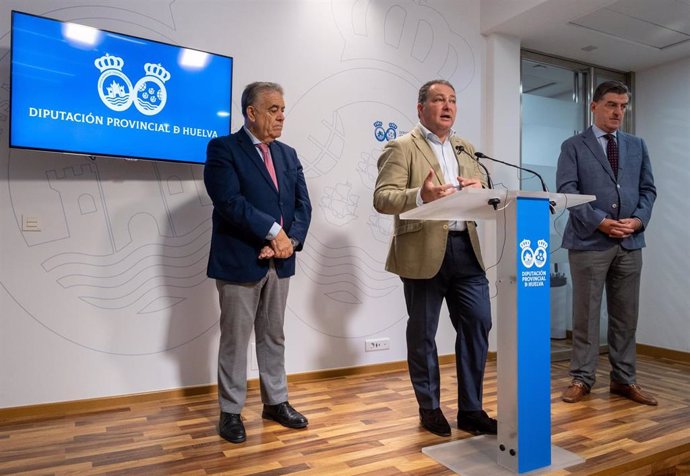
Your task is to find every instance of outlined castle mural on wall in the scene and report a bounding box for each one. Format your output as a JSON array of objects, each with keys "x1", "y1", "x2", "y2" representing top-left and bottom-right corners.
[{"x1": 0, "y1": 0, "x2": 478, "y2": 385}]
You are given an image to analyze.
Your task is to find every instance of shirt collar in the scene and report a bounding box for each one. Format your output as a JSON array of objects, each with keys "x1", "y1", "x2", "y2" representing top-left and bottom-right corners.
[
  {"x1": 243, "y1": 125, "x2": 263, "y2": 146},
  {"x1": 592, "y1": 124, "x2": 617, "y2": 140},
  {"x1": 418, "y1": 122, "x2": 455, "y2": 145}
]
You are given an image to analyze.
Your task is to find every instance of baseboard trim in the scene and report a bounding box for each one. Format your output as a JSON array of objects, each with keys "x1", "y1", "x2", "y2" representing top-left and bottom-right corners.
[
  {"x1": 637, "y1": 343, "x2": 690, "y2": 363},
  {"x1": 0, "y1": 355, "x2": 457, "y2": 421}
]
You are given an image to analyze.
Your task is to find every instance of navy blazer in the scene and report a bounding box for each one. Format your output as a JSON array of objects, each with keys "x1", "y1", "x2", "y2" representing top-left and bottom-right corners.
[
  {"x1": 556, "y1": 126, "x2": 656, "y2": 251},
  {"x1": 204, "y1": 128, "x2": 312, "y2": 282}
]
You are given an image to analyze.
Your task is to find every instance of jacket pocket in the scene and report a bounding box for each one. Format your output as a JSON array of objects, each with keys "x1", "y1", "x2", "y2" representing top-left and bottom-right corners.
[{"x1": 395, "y1": 220, "x2": 423, "y2": 236}]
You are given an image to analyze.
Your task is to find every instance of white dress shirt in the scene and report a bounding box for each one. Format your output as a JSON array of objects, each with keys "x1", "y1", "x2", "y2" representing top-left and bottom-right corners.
[{"x1": 415, "y1": 123, "x2": 465, "y2": 231}]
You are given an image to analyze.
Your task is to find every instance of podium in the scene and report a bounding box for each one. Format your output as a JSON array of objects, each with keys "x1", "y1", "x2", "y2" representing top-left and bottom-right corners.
[{"x1": 400, "y1": 188, "x2": 594, "y2": 475}]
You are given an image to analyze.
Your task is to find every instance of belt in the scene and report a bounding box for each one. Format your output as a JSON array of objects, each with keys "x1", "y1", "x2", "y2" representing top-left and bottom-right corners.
[{"x1": 448, "y1": 230, "x2": 468, "y2": 236}]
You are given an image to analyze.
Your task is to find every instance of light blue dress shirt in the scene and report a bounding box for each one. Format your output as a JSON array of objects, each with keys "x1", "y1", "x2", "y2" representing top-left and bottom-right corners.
[{"x1": 592, "y1": 124, "x2": 617, "y2": 156}]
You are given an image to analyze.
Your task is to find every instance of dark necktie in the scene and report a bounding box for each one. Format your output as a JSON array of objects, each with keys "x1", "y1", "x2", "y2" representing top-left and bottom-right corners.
[
  {"x1": 257, "y1": 143, "x2": 279, "y2": 190},
  {"x1": 604, "y1": 134, "x2": 618, "y2": 178}
]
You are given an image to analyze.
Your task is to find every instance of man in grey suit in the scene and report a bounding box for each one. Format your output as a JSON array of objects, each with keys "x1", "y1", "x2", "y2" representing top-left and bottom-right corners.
[
  {"x1": 556, "y1": 80, "x2": 657, "y2": 406},
  {"x1": 204, "y1": 82, "x2": 312, "y2": 443},
  {"x1": 374, "y1": 79, "x2": 496, "y2": 437}
]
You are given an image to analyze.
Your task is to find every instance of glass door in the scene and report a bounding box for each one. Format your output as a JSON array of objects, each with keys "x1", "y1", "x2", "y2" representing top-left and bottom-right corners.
[{"x1": 520, "y1": 51, "x2": 632, "y2": 361}]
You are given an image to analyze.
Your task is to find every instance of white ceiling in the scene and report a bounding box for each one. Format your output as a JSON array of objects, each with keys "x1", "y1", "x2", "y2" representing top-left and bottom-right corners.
[{"x1": 482, "y1": 0, "x2": 690, "y2": 72}]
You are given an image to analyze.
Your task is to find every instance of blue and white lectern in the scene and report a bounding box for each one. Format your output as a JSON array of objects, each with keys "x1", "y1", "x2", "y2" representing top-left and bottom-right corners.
[{"x1": 401, "y1": 188, "x2": 593, "y2": 475}]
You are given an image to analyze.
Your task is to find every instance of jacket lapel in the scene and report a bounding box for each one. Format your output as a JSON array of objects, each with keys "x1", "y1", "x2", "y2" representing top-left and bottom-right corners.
[
  {"x1": 582, "y1": 126, "x2": 616, "y2": 181},
  {"x1": 268, "y1": 142, "x2": 283, "y2": 194},
  {"x1": 617, "y1": 131, "x2": 627, "y2": 174},
  {"x1": 411, "y1": 126, "x2": 444, "y2": 185},
  {"x1": 237, "y1": 128, "x2": 279, "y2": 193}
]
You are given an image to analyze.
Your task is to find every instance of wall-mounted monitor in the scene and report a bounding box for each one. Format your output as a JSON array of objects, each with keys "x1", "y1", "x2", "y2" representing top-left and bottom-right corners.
[{"x1": 10, "y1": 11, "x2": 233, "y2": 164}]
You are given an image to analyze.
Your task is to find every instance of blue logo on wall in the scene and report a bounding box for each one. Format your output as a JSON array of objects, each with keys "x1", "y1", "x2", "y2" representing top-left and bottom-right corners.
[
  {"x1": 374, "y1": 121, "x2": 398, "y2": 142},
  {"x1": 95, "y1": 53, "x2": 171, "y2": 116}
]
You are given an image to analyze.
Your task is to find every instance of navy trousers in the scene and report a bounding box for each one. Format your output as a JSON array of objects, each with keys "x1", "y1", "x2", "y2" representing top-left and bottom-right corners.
[{"x1": 402, "y1": 231, "x2": 492, "y2": 412}]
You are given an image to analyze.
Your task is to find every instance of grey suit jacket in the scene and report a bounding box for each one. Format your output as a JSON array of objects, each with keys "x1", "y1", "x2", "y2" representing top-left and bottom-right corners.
[
  {"x1": 373, "y1": 125, "x2": 488, "y2": 279},
  {"x1": 556, "y1": 126, "x2": 656, "y2": 251}
]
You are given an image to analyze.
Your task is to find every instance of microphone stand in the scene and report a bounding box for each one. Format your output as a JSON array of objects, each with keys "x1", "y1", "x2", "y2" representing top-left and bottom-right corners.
[
  {"x1": 475, "y1": 152, "x2": 548, "y2": 192},
  {"x1": 455, "y1": 146, "x2": 494, "y2": 189},
  {"x1": 455, "y1": 145, "x2": 500, "y2": 209},
  {"x1": 474, "y1": 152, "x2": 556, "y2": 213}
]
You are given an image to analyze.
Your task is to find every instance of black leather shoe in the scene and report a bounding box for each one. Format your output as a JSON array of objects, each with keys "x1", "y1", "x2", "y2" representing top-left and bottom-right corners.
[
  {"x1": 457, "y1": 410, "x2": 497, "y2": 435},
  {"x1": 262, "y1": 402, "x2": 308, "y2": 429},
  {"x1": 419, "y1": 408, "x2": 451, "y2": 437},
  {"x1": 219, "y1": 412, "x2": 246, "y2": 443}
]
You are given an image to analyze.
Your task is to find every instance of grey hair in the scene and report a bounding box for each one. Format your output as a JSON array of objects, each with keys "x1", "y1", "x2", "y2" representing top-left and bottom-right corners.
[{"x1": 241, "y1": 82, "x2": 284, "y2": 118}]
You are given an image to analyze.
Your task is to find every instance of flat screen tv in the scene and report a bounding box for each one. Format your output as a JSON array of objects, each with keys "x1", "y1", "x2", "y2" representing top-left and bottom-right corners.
[{"x1": 10, "y1": 11, "x2": 233, "y2": 164}]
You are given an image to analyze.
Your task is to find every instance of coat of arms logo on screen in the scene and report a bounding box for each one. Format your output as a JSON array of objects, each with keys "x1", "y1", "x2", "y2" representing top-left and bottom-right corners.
[
  {"x1": 95, "y1": 53, "x2": 171, "y2": 116},
  {"x1": 520, "y1": 239, "x2": 548, "y2": 269}
]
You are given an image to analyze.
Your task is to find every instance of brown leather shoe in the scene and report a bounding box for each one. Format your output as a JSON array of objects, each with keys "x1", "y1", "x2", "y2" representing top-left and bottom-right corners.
[
  {"x1": 610, "y1": 381, "x2": 658, "y2": 406},
  {"x1": 562, "y1": 380, "x2": 590, "y2": 403}
]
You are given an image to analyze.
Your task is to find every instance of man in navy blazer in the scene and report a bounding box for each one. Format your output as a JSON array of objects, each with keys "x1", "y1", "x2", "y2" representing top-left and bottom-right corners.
[
  {"x1": 204, "y1": 82, "x2": 312, "y2": 443},
  {"x1": 556, "y1": 80, "x2": 657, "y2": 406}
]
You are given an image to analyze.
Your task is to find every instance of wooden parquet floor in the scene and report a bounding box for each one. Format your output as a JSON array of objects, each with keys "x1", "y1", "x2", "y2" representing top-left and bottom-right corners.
[{"x1": 1, "y1": 353, "x2": 690, "y2": 475}]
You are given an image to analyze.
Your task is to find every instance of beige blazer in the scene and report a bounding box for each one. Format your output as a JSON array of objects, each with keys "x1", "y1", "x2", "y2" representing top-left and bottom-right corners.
[{"x1": 373, "y1": 125, "x2": 488, "y2": 279}]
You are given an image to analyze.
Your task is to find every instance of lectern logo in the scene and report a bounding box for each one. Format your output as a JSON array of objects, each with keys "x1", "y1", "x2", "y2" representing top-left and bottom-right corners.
[
  {"x1": 520, "y1": 239, "x2": 548, "y2": 269},
  {"x1": 95, "y1": 53, "x2": 171, "y2": 116}
]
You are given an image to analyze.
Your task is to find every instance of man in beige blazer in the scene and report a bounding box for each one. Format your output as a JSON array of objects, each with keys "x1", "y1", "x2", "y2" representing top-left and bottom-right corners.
[{"x1": 373, "y1": 79, "x2": 495, "y2": 437}]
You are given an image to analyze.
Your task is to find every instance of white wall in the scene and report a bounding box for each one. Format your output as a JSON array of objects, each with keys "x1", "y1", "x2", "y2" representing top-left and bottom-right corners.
[
  {"x1": 483, "y1": 33, "x2": 522, "y2": 351},
  {"x1": 635, "y1": 58, "x2": 690, "y2": 353},
  {"x1": 0, "y1": 0, "x2": 486, "y2": 408}
]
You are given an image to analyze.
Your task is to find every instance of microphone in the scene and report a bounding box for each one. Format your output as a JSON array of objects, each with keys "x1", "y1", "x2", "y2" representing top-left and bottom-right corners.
[
  {"x1": 474, "y1": 152, "x2": 555, "y2": 213},
  {"x1": 455, "y1": 145, "x2": 493, "y2": 189},
  {"x1": 455, "y1": 145, "x2": 500, "y2": 210},
  {"x1": 474, "y1": 151, "x2": 548, "y2": 193}
]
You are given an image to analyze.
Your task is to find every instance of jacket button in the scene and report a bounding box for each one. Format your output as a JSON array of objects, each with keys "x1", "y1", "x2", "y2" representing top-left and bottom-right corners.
[{"x1": 442, "y1": 224, "x2": 448, "y2": 230}]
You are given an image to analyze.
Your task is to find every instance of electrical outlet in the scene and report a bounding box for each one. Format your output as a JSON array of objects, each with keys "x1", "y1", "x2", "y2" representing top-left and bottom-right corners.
[
  {"x1": 365, "y1": 337, "x2": 390, "y2": 352},
  {"x1": 22, "y1": 215, "x2": 40, "y2": 232}
]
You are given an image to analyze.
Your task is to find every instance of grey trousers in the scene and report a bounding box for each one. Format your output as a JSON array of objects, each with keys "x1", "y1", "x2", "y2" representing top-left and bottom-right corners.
[
  {"x1": 568, "y1": 246, "x2": 642, "y2": 389},
  {"x1": 216, "y1": 266, "x2": 290, "y2": 414}
]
